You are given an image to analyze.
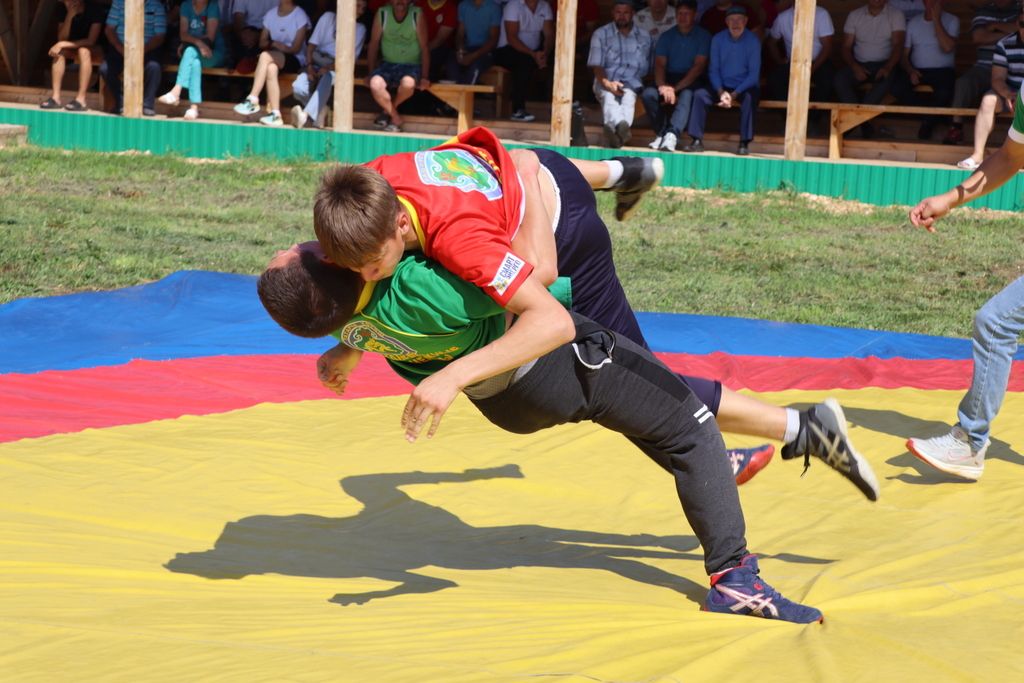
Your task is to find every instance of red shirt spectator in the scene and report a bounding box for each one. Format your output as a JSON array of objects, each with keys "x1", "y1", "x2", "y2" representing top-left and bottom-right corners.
[{"x1": 421, "y1": 0, "x2": 458, "y2": 48}]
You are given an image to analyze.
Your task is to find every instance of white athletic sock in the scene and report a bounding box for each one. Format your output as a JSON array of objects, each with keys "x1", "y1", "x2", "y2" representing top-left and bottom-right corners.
[
  {"x1": 600, "y1": 160, "x2": 624, "y2": 188},
  {"x1": 247, "y1": 95, "x2": 259, "y2": 104},
  {"x1": 783, "y1": 408, "x2": 800, "y2": 444}
]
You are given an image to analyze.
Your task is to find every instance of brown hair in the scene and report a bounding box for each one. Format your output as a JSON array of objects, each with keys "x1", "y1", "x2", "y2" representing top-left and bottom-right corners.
[
  {"x1": 257, "y1": 249, "x2": 361, "y2": 338},
  {"x1": 313, "y1": 164, "x2": 401, "y2": 269}
]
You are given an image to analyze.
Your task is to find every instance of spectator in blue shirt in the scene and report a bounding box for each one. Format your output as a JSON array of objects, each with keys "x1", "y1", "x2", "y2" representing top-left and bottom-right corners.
[
  {"x1": 685, "y1": 5, "x2": 760, "y2": 154},
  {"x1": 640, "y1": 0, "x2": 711, "y2": 152},
  {"x1": 447, "y1": 0, "x2": 502, "y2": 84},
  {"x1": 588, "y1": 0, "x2": 652, "y2": 148},
  {"x1": 100, "y1": 0, "x2": 167, "y2": 115}
]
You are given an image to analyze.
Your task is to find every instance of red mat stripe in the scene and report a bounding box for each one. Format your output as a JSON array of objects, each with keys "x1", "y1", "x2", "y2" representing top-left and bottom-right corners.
[{"x1": 1, "y1": 353, "x2": 1020, "y2": 443}]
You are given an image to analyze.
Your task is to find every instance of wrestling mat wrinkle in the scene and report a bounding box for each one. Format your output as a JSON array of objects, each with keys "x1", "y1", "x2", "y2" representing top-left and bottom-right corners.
[{"x1": 1, "y1": 272, "x2": 1022, "y2": 681}]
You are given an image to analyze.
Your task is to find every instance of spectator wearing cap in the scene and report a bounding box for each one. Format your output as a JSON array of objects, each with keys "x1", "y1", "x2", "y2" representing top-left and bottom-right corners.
[
  {"x1": 700, "y1": 0, "x2": 765, "y2": 37},
  {"x1": 588, "y1": 0, "x2": 653, "y2": 147},
  {"x1": 834, "y1": 0, "x2": 906, "y2": 138},
  {"x1": 641, "y1": 0, "x2": 711, "y2": 152},
  {"x1": 684, "y1": 5, "x2": 759, "y2": 154}
]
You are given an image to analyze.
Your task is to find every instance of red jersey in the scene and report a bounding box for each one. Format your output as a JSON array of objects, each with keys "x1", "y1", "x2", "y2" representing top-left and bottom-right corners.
[
  {"x1": 364, "y1": 127, "x2": 529, "y2": 307},
  {"x1": 420, "y1": 0, "x2": 458, "y2": 46}
]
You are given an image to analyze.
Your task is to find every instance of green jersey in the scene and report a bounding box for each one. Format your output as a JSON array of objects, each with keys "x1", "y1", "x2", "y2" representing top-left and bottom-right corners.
[
  {"x1": 334, "y1": 254, "x2": 571, "y2": 385},
  {"x1": 1011, "y1": 87, "x2": 1024, "y2": 145}
]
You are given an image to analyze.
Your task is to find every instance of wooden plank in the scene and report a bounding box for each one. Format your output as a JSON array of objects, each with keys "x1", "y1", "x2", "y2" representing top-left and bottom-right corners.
[
  {"x1": 334, "y1": 0, "x2": 356, "y2": 132},
  {"x1": 23, "y1": 0, "x2": 60, "y2": 84},
  {"x1": 783, "y1": 0, "x2": 815, "y2": 160},
  {"x1": 0, "y1": 2, "x2": 17, "y2": 83},
  {"x1": 123, "y1": 0, "x2": 143, "y2": 117},
  {"x1": 550, "y1": 0, "x2": 577, "y2": 146}
]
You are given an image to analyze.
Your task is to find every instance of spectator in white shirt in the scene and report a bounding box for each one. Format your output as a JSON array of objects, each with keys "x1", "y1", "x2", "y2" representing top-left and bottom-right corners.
[
  {"x1": 767, "y1": 2, "x2": 836, "y2": 110},
  {"x1": 893, "y1": 0, "x2": 959, "y2": 139},
  {"x1": 492, "y1": 0, "x2": 554, "y2": 122}
]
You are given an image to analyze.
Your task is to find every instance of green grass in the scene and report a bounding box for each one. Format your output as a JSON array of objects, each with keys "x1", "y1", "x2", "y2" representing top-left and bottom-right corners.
[{"x1": 1, "y1": 145, "x2": 1021, "y2": 338}]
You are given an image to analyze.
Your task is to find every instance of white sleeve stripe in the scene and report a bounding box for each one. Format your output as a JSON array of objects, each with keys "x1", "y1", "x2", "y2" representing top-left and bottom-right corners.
[{"x1": 1008, "y1": 126, "x2": 1024, "y2": 144}]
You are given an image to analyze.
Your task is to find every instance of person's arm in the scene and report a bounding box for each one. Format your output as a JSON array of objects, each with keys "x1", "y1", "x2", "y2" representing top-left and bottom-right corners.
[
  {"x1": 429, "y1": 24, "x2": 454, "y2": 52},
  {"x1": 400, "y1": 274, "x2": 575, "y2": 441},
  {"x1": 282, "y1": 23, "x2": 308, "y2": 54},
  {"x1": 811, "y1": 33, "x2": 832, "y2": 73},
  {"x1": 990, "y1": 63, "x2": 1014, "y2": 102},
  {"x1": 709, "y1": 38, "x2": 723, "y2": 95},
  {"x1": 900, "y1": 44, "x2": 920, "y2": 83},
  {"x1": 879, "y1": 29, "x2": 905, "y2": 79},
  {"x1": 933, "y1": 13, "x2": 957, "y2": 53},
  {"x1": 732, "y1": 35, "x2": 761, "y2": 97},
  {"x1": 767, "y1": 32, "x2": 786, "y2": 64},
  {"x1": 317, "y1": 344, "x2": 364, "y2": 395},
  {"x1": 541, "y1": 17, "x2": 554, "y2": 60},
  {"x1": 416, "y1": 10, "x2": 430, "y2": 88},
  {"x1": 105, "y1": 23, "x2": 123, "y2": 54},
  {"x1": 466, "y1": 25, "x2": 499, "y2": 63},
  {"x1": 654, "y1": 54, "x2": 675, "y2": 104},
  {"x1": 366, "y1": 11, "x2": 382, "y2": 74},
  {"x1": 258, "y1": 26, "x2": 270, "y2": 49},
  {"x1": 910, "y1": 137, "x2": 1024, "y2": 230},
  {"x1": 507, "y1": 148, "x2": 556, "y2": 286},
  {"x1": 973, "y1": 18, "x2": 1017, "y2": 45},
  {"x1": 57, "y1": 5, "x2": 77, "y2": 42},
  {"x1": 675, "y1": 54, "x2": 708, "y2": 90},
  {"x1": 841, "y1": 31, "x2": 863, "y2": 75},
  {"x1": 78, "y1": 21, "x2": 103, "y2": 48},
  {"x1": 144, "y1": 3, "x2": 167, "y2": 54}
]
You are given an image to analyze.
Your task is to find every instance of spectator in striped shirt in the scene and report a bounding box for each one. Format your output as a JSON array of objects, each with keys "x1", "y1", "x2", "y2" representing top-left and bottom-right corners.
[
  {"x1": 956, "y1": 12, "x2": 1024, "y2": 169},
  {"x1": 943, "y1": 0, "x2": 1020, "y2": 145},
  {"x1": 100, "y1": 0, "x2": 167, "y2": 115}
]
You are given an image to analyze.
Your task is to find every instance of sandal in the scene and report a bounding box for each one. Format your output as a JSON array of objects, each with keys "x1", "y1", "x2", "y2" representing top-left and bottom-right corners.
[
  {"x1": 40, "y1": 97, "x2": 61, "y2": 109},
  {"x1": 956, "y1": 157, "x2": 980, "y2": 171},
  {"x1": 158, "y1": 92, "x2": 180, "y2": 106},
  {"x1": 64, "y1": 100, "x2": 87, "y2": 112},
  {"x1": 183, "y1": 107, "x2": 199, "y2": 121}
]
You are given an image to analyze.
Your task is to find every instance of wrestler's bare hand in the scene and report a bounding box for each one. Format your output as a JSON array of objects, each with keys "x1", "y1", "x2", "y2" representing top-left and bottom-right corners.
[
  {"x1": 317, "y1": 344, "x2": 363, "y2": 396},
  {"x1": 401, "y1": 372, "x2": 461, "y2": 442},
  {"x1": 909, "y1": 193, "x2": 953, "y2": 232}
]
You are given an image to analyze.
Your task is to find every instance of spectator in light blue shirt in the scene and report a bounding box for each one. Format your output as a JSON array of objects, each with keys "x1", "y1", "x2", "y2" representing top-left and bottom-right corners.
[
  {"x1": 447, "y1": 0, "x2": 502, "y2": 84},
  {"x1": 684, "y1": 6, "x2": 761, "y2": 155},
  {"x1": 588, "y1": 0, "x2": 653, "y2": 148},
  {"x1": 100, "y1": 0, "x2": 167, "y2": 115},
  {"x1": 640, "y1": 0, "x2": 711, "y2": 152}
]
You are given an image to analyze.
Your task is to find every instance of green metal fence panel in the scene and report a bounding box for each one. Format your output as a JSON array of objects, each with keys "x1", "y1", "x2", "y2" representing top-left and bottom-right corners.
[{"x1": 3, "y1": 106, "x2": 1023, "y2": 211}]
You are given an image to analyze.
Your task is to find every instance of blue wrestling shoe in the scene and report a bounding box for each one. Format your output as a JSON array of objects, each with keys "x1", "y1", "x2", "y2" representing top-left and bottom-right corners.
[
  {"x1": 705, "y1": 555, "x2": 823, "y2": 624},
  {"x1": 729, "y1": 444, "x2": 774, "y2": 485}
]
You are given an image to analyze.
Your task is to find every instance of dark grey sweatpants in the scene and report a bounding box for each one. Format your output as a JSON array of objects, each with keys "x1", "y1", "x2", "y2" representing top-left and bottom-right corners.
[{"x1": 470, "y1": 314, "x2": 747, "y2": 575}]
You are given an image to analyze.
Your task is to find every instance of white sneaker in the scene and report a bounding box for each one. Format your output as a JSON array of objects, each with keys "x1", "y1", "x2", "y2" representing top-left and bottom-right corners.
[
  {"x1": 260, "y1": 111, "x2": 284, "y2": 127},
  {"x1": 233, "y1": 98, "x2": 260, "y2": 116},
  {"x1": 648, "y1": 135, "x2": 663, "y2": 150},
  {"x1": 291, "y1": 104, "x2": 308, "y2": 129},
  {"x1": 660, "y1": 131, "x2": 678, "y2": 152},
  {"x1": 907, "y1": 425, "x2": 988, "y2": 480}
]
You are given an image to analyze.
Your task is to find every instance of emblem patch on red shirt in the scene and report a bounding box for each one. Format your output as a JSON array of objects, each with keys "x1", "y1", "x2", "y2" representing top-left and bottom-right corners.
[{"x1": 489, "y1": 252, "x2": 526, "y2": 296}]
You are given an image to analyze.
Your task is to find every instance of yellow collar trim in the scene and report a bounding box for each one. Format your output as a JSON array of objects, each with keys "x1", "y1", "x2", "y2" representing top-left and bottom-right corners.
[{"x1": 354, "y1": 279, "x2": 377, "y2": 314}]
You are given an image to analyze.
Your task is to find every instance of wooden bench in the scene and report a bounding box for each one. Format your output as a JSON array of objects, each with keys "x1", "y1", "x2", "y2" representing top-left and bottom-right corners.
[{"x1": 760, "y1": 99, "x2": 1007, "y2": 160}]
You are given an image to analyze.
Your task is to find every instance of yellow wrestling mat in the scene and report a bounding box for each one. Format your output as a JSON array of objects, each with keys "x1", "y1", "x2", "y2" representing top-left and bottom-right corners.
[{"x1": 3, "y1": 387, "x2": 1023, "y2": 681}]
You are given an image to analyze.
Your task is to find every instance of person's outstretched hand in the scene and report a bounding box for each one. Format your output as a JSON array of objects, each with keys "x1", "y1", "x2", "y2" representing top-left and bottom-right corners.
[{"x1": 909, "y1": 193, "x2": 953, "y2": 232}]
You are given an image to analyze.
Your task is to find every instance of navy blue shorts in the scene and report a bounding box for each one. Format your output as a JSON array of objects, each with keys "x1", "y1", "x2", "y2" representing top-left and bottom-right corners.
[
  {"x1": 532, "y1": 148, "x2": 722, "y2": 414},
  {"x1": 371, "y1": 62, "x2": 422, "y2": 88}
]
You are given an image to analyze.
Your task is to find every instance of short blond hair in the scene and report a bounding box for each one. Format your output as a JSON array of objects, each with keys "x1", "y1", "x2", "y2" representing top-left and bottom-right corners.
[{"x1": 313, "y1": 165, "x2": 400, "y2": 268}]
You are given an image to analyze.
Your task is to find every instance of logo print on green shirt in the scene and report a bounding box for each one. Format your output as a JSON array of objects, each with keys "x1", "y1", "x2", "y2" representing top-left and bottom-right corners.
[
  {"x1": 414, "y1": 150, "x2": 503, "y2": 201},
  {"x1": 342, "y1": 319, "x2": 418, "y2": 359}
]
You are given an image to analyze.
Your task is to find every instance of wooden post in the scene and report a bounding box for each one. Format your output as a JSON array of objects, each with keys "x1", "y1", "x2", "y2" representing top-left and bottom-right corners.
[
  {"x1": 550, "y1": 0, "x2": 578, "y2": 146},
  {"x1": 123, "y1": 0, "x2": 144, "y2": 118},
  {"x1": 12, "y1": 0, "x2": 29, "y2": 83},
  {"x1": 783, "y1": 0, "x2": 815, "y2": 160},
  {"x1": 333, "y1": 0, "x2": 356, "y2": 132}
]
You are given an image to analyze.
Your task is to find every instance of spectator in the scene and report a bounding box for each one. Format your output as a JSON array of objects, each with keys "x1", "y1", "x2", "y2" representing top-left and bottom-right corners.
[
  {"x1": 767, "y1": 0, "x2": 835, "y2": 114},
  {"x1": 447, "y1": 0, "x2": 501, "y2": 84},
  {"x1": 158, "y1": 0, "x2": 228, "y2": 120},
  {"x1": 943, "y1": 0, "x2": 1019, "y2": 145},
  {"x1": 635, "y1": 0, "x2": 678, "y2": 44},
  {"x1": 364, "y1": 0, "x2": 430, "y2": 132},
  {"x1": 893, "y1": 0, "x2": 958, "y2": 140},
  {"x1": 888, "y1": 0, "x2": 925, "y2": 21},
  {"x1": 588, "y1": 0, "x2": 652, "y2": 148},
  {"x1": 100, "y1": 0, "x2": 166, "y2": 116},
  {"x1": 231, "y1": 0, "x2": 278, "y2": 71},
  {"x1": 40, "y1": 0, "x2": 105, "y2": 112},
  {"x1": 422, "y1": 0, "x2": 458, "y2": 81},
  {"x1": 700, "y1": 0, "x2": 764, "y2": 37},
  {"x1": 493, "y1": 0, "x2": 554, "y2": 122},
  {"x1": 641, "y1": 0, "x2": 711, "y2": 151},
  {"x1": 685, "y1": 5, "x2": 760, "y2": 154},
  {"x1": 956, "y1": 11, "x2": 1024, "y2": 168},
  {"x1": 834, "y1": 0, "x2": 906, "y2": 138},
  {"x1": 232, "y1": 0, "x2": 311, "y2": 126},
  {"x1": 291, "y1": 0, "x2": 368, "y2": 128}
]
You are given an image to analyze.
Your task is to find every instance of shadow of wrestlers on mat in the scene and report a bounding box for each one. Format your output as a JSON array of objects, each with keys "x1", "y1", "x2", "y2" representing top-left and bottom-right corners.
[{"x1": 165, "y1": 465, "x2": 832, "y2": 607}]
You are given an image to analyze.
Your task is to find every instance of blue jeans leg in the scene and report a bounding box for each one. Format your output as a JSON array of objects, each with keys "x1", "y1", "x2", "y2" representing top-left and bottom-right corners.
[
  {"x1": 668, "y1": 88, "x2": 694, "y2": 136},
  {"x1": 640, "y1": 86, "x2": 664, "y2": 134},
  {"x1": 687, "y1": 87, "x2": 714, "y2": 140},
  {"x1": 957, "y1": 275, "x2": 1024, "y2": 449}
]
